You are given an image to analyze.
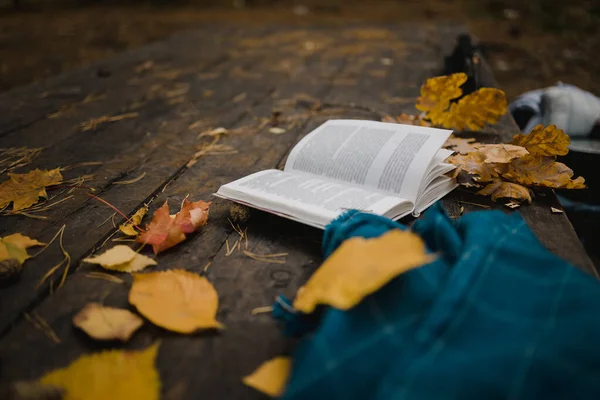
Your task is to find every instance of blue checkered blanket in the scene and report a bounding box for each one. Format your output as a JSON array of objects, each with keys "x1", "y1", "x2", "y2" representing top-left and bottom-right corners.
[{"x1": 276, "y1": 204, "x2": 600, "y2": 399}]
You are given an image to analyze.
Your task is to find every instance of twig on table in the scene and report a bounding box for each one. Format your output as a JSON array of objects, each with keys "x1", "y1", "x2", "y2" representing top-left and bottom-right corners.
[
  {"x1": 243, "y1": 250, "x2": 287, "y2": 264},
  {"x1": 25, "y1": 312, "x2": 61, "y2": 344},
  {"x1": 86, "y1": 271, "x2": 125, "y2": 284},
  {"x1": 251, "y1": 306, "x2": 274, "y2": 315}
]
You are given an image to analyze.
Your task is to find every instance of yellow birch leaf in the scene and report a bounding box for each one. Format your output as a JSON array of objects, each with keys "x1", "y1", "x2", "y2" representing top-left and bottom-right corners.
[
  {"x1": 0, "y1": 168, "x2": 63, "y2": 211},
  {"x1": 477, "y1": 181, "x2": 532, "y2": 203},
  {"x1": 73, "y1": 303, "x2": 143, "y2": 341},
  {"x1": 129, "y1": 269, "x2": 223, "y2": 333},
  {"x1": 502, "y1": 155, "x2": 585, "y2": 189},
  {"x1": 243, "y1": 356, "x2": 292, "y2": 397},
  {"x1": 443, "y1": 88, "x2": 508, "y2": 131},
  {"x1": 0, "y1": 233, "x2": 44, "y2": 264},
  {"x1": 119, "y1": 206, "x2": 148, "y2": 236},
  {"x1": 293, "y1": 230, "x2": 434, "y2": 313},
  {"x1": 416, "y1": 73, "x2": 467, "y2": 122},
  {"x1": 477, "y1": 144, "x2": 529, "y2": 163},
  {"x1": 511, "y1": 124, "x2": 570, "y2": 156},
  {"x1": 83, "y1": 245, "x2": 157, "y2": 273},
  {"x1": 447, "y1": 152, "x2": 504, "y2": 182},
  {"x1": 40, "y1": 343, "x2": 160, "y2": 400}
]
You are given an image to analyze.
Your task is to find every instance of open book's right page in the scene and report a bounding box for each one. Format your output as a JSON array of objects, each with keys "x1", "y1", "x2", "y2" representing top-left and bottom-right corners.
[{"x1": 284, "y1": 120, "x2": 452, "y2": 203}]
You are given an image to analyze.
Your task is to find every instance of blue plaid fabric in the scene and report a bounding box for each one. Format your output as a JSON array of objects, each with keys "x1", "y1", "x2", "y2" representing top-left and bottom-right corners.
[{"x1": 277, "y1": 204, "x2": 600, "y2": 399}]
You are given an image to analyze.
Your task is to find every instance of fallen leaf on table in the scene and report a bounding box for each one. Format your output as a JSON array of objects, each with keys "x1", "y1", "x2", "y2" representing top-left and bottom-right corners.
[
  {"x1": 119, "y1": 206, "x2": 148, "y2": 236},
  {"x1": 443, "y1": 136, "x2": 478, "y2": 154},
  {"x1": 129, "y1": 269, "x2": 222, "y2": 333},
  {"x1": 73, "y1": 303, "x2": 143, "y2": 341},
  {"x1": 416, "y1": 73, "x2": 507, "y2": 130},
  {"x1": 443, "y1": 88, "x2": 508, "y2": 131},
  {"x1": 477, "y1": 144, "x2": 529, "y2": 163},
  {"x1": 243, "y1": 356, "x2": 292, "y2": 397},
  {"x1": 0, "y1": 233, "x2": 44, "y2": 264},
  {"x1": 40, "y1": 343, "x2": 160, "y2": 400},
  {"x1": 447, "y1": 152, "x2": 503, "y2": 182},
  {"x1": 551, "y1": 207, "x2": 564, "y2": 214},
  {"x1": 83, "y1": 245, "x2": 156, "y2": 273},
  {"x1": 384, "y1": 113, "x2": 431, "y2": 127},
  {"x1": 512, "y1": 124, "x2": 570, "y2": 156},
  {"x1": 502, "y1": 155, "x2": 585, "y2": 189},
  {"x1": 0, "y1": 168, "x2": 63, "y2": 211},
  {"x1": 477, "y1": 181, "x2": 532, "y2": 203},
  {"x1": 137, "y1": 199, "x2": 211, "y2": 254},
  {"x1": 293, "y1": 230, "x2": 434, "y2": 313}
]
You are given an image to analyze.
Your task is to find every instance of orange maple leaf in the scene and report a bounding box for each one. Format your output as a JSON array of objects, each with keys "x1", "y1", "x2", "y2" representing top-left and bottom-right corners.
[
  {"x1": 511, "y1": 124, "x2": 570, "y2": 157},
  {"x1": 137, "y1": 198, "x2": 211, "y2": 254},
  {"x1": 477, "y1": 180, "x2": 532, "y2": 203}
]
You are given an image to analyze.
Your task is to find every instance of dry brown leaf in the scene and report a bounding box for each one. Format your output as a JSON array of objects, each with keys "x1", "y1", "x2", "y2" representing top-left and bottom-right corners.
[
  {"x1": 502, "y1": 155, "x2": 585, "y2": 189},
  {"x1": 447, "y1": 152, "x2": 503, "y2": 182},
  {"x1": 477, "y1": 144, "x2": 529, "y2": 163},
  {"x1": 137, "y1": 199, "x2": 210, "y2": 254},
  {"x1": 477, "y1": 181, "x2": 532, "y2": 203},
  {"x1": 129, "y1": 269, "x2": 222, "y2": 333},
  {"x1": 443, "y1": 136, "x2": 478, "y2": 154},
  {"x1": 73, "y1": 303, "x2": 143, "y2": 341},
  {"x1": 385, "y1": 113, "x2": 432, "y2": 127},
  {"x1": 0, "y1": 168, "x2": 63, "y2": 211},
  {"x1": 293, "y1": 230, "x2": 434, "y2": 313},
  {"x1": 40, "y1": 343, "x2": 160, "y2": 400},
  {"x1": 242, "y1": 356, "x2": 292, "y2": 397},
  {"x1": 83, "y1": 245, "x2": 156, "y2": 273},
  {"x1": 119, "y1": 206, "x2": 148, "y2": 237},
  {"x1": 512, "y1": 124, "x2": 570, "y2": 156}
]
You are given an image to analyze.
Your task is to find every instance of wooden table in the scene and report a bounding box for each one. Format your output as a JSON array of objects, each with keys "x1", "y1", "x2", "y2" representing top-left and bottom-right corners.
[{"x1": 0, "y1": 24, "x2": 595, "y2": 398}]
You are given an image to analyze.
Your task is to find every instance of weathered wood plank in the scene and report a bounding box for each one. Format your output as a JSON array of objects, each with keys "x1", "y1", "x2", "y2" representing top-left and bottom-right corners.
[{"x1": 0, "y1": 24, "x2": 594, "y2": 400}]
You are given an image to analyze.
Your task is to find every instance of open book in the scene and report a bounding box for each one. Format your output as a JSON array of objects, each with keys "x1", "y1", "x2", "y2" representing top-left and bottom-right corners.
[{"x1": 216, "y1": 120, "x2": 457, "y2": 229}]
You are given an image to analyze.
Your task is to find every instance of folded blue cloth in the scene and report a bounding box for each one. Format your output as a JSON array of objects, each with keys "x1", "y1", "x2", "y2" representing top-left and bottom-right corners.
[{"x1": 278, "y1": 204, "x2": 600, "y2": 399}]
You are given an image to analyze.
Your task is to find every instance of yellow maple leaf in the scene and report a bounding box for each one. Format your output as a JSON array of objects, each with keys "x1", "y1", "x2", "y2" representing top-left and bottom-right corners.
[
  {"x1": 511, "y1": 124, "x2": 570, "y2": 156},
  {"x1": 443, "y1": 88, "x2": 508, "y2": 131},
  {"x1": 40, "y1": 343, "x2": 160, "y2": 400},
  {"x1": 502, "y1": 155, "x2": 585, "y2": 189},
  {"x1": 293, "y1": 230, "x2": 434, "y2": 313},
  {"x1": 0, "y1": 168, "x2": 63, "y2": 211},
  {"x1": 129, "y1": 269, "x2": 223, "y2": 333},
  {"x1": 0, "y1": 233, "x2": 44, "y2": 264},
  {"x1": 477, "y1": 144, "x2": 529, "y2": 164},
  {"x1": 83, "y1": 245, "x2": 157, "y2": 273},
  {"x1": 73, "y1": 303, "x2": 143, "y2": 341},
  {"x1": 447, "y1": 152, "x2": 505, "y2": 182},
  {"x1": 416, "y1": 73, "x2": 507, "y2": 130},
  {"x1": 243, "y1": 356, "x2": 292, "y2": 397},
  {"x1": 477, "y1": 180, "x2": 532, "y2": 203},
  {"x1": 416, "y1": 73, "x2": 467, "y2": 122},
  {"x1": 119, "y1": 206, "x2": 148, "y2": 236}
]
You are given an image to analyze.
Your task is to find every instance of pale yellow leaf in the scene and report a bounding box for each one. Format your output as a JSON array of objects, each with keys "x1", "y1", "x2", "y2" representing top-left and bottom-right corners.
[
  {"x1": 119, "y1": 206, "x2": 148, "y2": 236},
  {"x1": 83, "y1": 245, "x2": 157, "y2": 273},
  {"x1": 477, "y1": 181, "x2": 532, "y2": 203},
  {"x1": 512, "y1": 124, "x2": 570, "y2": 156},
  {"x1": 443, "y1": 136, "x2": 478, "y2": 154},
  {"x1": 0, "y1": 233, "x2": 44, "y2": 264},
  {"x1": 243, "y1": 356, "x2": 292, "y2": 397},
  {"x1": 73, "y1": 303, "x2": 143, "y2": 341},
  {"x1": 477, "y1": 144, "x2": 529, "y2": 163},
  {"x1": 443, "y1": 88, "x2": 508, "y2": 131},
  {"x1": 129, "y1": 269, "x2": 223, "y2": 333},
  {"x1": 293, "y1": 230, "x2": 434, "y2": 313},
  {"x1": 40, "y1": 343, "x2": 160, "y2": 400},
  {"x1": 416, "y1": 73, "x2": 467, "y2": 122}
]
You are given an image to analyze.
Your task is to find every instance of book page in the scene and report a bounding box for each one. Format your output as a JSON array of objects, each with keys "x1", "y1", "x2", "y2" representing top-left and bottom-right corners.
[
  {"x1": 216, "y1": 170, "x2": 412, "y2": 228},
  {"x1": 284, "y1": 120, "x2": 451, "y2": 201}
]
